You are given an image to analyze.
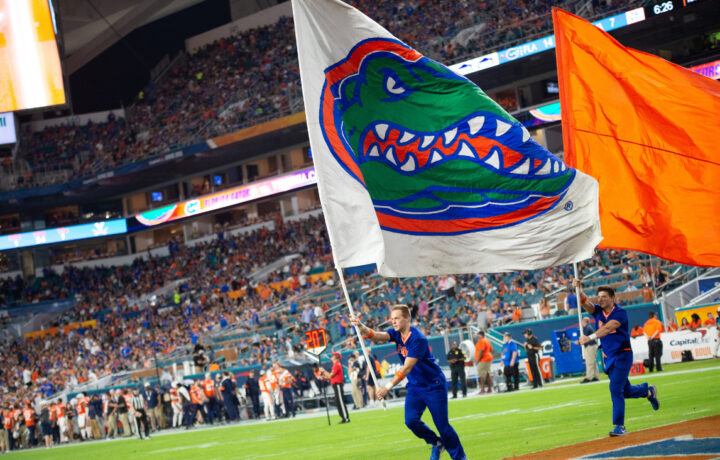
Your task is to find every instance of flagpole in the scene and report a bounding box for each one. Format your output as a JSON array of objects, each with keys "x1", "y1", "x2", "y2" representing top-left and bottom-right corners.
[
  {"x1": 335, "y1": 266, "x2": 388, "y2": 410},
  {"x1": 573, "y1": 262, "x2": 585, "y2": 337}
]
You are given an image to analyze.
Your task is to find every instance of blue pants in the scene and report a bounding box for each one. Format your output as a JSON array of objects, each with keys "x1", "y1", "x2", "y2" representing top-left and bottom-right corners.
[
  {"x1": 282, "y1": 387, "x2": 295, "y2": 416},
  {"x1": 222, "y1": 392, "x2": 239, "y2": 421},
  {"x1": 183, "y1": 403, "x2": 195, "y2": 428},
  {"x1": 405, "y1": 381, "x2": 465, "y2": 460},
  {"x1": 204, "y1": 397, "x2": 218, "y2": 424},
  {"x1": 607, "y1": 352, "x2": 648, "y2": 426}
]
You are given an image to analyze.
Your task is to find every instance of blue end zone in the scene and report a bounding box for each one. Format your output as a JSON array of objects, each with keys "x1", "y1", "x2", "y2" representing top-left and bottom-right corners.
[{"x1": 582, "y1": 437, "x2": 720, "y2": 458}]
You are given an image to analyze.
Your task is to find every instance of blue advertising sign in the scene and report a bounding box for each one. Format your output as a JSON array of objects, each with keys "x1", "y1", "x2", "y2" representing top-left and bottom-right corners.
[
  {"x1": 0, "y1": 219, "x2": 127, "y2": 251},
  {"x1": 450, "y1": 8, "x2": 647, "y2": 75}
]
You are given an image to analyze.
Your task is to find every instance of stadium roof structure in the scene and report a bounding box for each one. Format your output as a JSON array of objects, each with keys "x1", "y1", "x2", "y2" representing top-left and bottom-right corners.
[{"x1": 58, "y1": 0, "x2": 205, "y2": 74}]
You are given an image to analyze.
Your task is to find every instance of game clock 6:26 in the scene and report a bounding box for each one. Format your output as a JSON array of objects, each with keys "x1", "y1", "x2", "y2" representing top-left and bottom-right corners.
[{"x1": 644, "y1": 0, "x2": 704, "y2": 16}]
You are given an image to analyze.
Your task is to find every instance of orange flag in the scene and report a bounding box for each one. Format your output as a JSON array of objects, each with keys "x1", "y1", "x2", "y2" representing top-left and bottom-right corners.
[{"x1": 553, "y1": 8, "x2": 720, "y2": 267}]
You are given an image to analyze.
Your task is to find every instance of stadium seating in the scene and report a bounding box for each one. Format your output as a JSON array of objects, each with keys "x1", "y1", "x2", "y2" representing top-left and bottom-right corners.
[{"x1": 2, "y1": 0, "x2": 641, "y2": 191}]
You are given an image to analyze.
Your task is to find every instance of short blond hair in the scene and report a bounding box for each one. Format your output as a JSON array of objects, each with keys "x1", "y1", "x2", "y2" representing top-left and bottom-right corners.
[{"x1": 391, "y1": 304, "x2": 411, "y2": 318}]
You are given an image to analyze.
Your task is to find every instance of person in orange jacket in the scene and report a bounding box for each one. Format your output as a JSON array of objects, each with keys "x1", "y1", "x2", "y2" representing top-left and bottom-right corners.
[{"x1": 643, "y1": 312, "x2": 664, "y2": 372}]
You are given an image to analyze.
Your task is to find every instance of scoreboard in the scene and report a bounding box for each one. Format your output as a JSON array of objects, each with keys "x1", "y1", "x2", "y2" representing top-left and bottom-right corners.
[{"x1": 643, "y1": 0, "x2": 709, "y2": 16}]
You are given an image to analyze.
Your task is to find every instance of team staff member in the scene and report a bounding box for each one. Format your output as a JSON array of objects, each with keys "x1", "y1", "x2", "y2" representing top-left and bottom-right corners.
[
  {"x1": 502, "y1": 333, "x2": 519, "y2": 391},
  {"x1": 220, "y1": 371, "x2": 239, "y2": 422},
  {"x1": 39, "y1": 403, "x2": 53, "y2": 448},
  {"x1": 446, "y1": 342, "x2": 467, "y2": 399},
  {"x1": 244, "y1": 370, "x2": 261, "y2": 419},
  {"x1": 523, "y1": 329, "x2": 543, "y2": 389},
  {"x1": 131, "y1": 388, "x2": 151, "y2": 440},
  {"x1": 576, "y1": 317, "x2": 600, "y2": 383},
  {"x1": 643, "y1": 312, "x2": 664, "y2": 372},
  {"x1": 329, "y1": 352, "x2": 350, "y2": 424},
  {"x1": 474, "y1": 331, "x2": 493, "y2": 394},
  {"x1": 352, "y1": 305, "x2": 466, "y2": 460},
  {"x1": 143, "y1": 383, "x2": 161, "y2": 431},
  {"x1": 575, "y1": 280, "x2": 659, "y2": 436}
]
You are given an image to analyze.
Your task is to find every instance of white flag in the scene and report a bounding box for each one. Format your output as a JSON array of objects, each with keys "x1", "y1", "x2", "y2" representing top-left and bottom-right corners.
[{"x1": 293, "y1": 0, "x2": 602, "y2": 277}]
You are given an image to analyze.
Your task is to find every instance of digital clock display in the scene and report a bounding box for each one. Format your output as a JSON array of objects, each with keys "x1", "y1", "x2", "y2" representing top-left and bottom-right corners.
[
  {"x1": 644, "y1": 0, "x2": 708, "y2": 16},
  {"x1": 652, "y1": 0, "x2": 675, "y2": 14},
  {"x1": 305, "y1": 328, "x2": 328, "y2": 350}
]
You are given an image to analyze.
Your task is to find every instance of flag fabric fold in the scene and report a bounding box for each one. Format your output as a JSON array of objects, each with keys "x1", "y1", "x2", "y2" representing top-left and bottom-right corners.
[
  {"x1": 554, "y1": 8, "x2": 720, "y2": 267},
  {"x1": 294, "y1": 0, "x2": 602, "y2": 277}
]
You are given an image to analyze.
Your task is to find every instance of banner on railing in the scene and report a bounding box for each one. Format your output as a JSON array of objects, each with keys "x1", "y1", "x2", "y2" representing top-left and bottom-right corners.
[
  {"x1": 24, "y1": 319, "x2": 97, "y2": 339},
  {"x1": 227, "y1": 271, "x2": 334, "y2": 299},
  {"x1": 631, "y1": 327, "x2": 718, "y2": 364}
]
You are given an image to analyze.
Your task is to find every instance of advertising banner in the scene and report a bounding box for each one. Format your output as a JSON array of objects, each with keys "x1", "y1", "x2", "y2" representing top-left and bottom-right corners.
[
  {"x1": 631, "y1": 327, "x2": 718, "y2": 364},
  {"x1": 25, "y1": 319, "x2": 97, "y2": 339},
  {"x1": 136, "y1": 167, "x2": 317, "y2": 226},
  {"x1": 449, "y1": 8, "x2": 646, "y2": 75},
  {"x1": 0, "y1": 219, "x2": 127, "y2": 251}
]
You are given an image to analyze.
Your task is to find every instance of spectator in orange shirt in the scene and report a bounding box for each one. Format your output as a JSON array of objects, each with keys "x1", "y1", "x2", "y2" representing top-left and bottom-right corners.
[
  {"x1": 703, "y1": 312, "x2": 716, "y2": 326},
  {"x1": 630, "y1": 324, "x2": 644, "y2": 337},
  {"x1": 689, "y1": 313, "x2": 702, "y2": 330},
  {"x1": 666, "y1": 319, "x2": 678, "y2": 332},
  {"x1": 679, "y1": 317, "x2": 690, "y2": 330},
  {"x1": 511, "y1": 303, "x2": 522, "y2": 323},
  {"x1": 643, "y1": 312, "x2": 664, "y2": 372},
  {"x1": 474, "y1": 331, "x2": 494, "y2": 394}
]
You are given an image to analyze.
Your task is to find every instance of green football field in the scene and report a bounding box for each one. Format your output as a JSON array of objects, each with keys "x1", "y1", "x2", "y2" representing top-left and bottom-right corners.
[{"x1": 12, "y1": 360, "x2": 720, "y2": 459}]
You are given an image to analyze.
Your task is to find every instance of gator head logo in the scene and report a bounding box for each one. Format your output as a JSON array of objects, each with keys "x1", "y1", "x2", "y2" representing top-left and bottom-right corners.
[{"x1": 320, "y1": 38, "x2": 574, "y2": 235}]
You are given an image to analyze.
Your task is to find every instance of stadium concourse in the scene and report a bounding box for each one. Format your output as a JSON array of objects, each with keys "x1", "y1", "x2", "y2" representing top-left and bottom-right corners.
[
  {"x1": 0, "y1": 206, "x2": 699, "y2": 451},
  {"x1": 0, "y1": 0, "x2": 642, "y2": 191}
]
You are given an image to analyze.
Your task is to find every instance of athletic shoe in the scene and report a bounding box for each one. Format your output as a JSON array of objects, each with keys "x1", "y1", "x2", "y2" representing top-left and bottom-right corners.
[
  {"x1": 579, "y1": 379, "x2": 590, "y2": 384},
  {"x1": 609, "y1": 425, "x2": 627, "y2": 437},
  {"x1": 648, "y1": 385, "x2": 659, "y2": 410},
  {"x1": 430, "y1": 443, "x2": 445, "y2": 460}
]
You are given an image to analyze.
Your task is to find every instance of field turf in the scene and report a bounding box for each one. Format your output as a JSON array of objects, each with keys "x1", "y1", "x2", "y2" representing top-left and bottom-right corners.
[{"x1": 12, "y1": 360, "x2": 720, "y2": 459}]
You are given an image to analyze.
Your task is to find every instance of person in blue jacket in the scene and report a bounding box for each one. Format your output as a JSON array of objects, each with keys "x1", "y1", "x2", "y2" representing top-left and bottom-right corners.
[
  {"x1": 502, "y1": 332, "x2": 520, "y2": 391},
  {"x1": 352, "y1": 305, "x2": 467, "y2": 460},
  {"x1": 575, "y1": 280, "x2": 659, "y2": 437}
]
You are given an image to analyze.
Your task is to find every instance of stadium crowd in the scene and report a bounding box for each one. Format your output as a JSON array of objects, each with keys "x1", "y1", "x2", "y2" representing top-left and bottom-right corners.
[
  {"x1": 0, "y1": 208, "x2": 676, "y2": 436},
  {"x1": 5, "y1": 0, "x2": 642, "y2": 190}
]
